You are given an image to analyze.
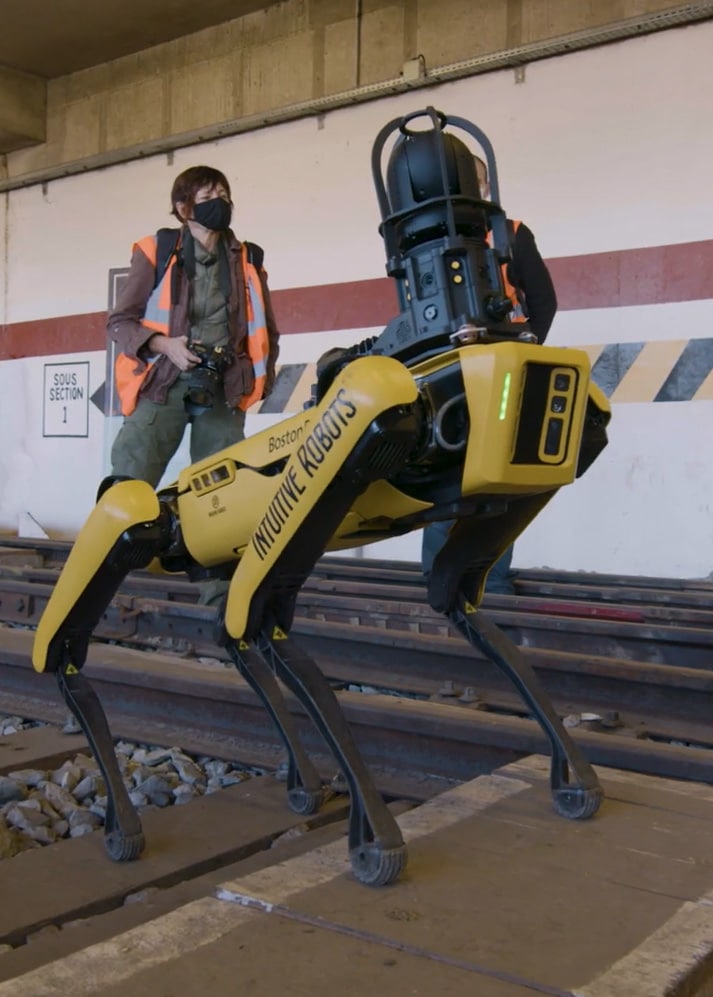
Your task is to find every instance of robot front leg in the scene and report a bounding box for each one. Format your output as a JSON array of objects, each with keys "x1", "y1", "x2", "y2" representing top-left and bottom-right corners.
[
  {"x1": 218, "y1": 357, "x2": 423, "y2": 884},
  {"x1": 225, "y1": 638, "x2": 324, "y2": 814},
  {"x1": 33, "y1": 479, "x2": 175, "y2": 860},
  {"x1": 429, "y1": 498, "x2": 603, "y2": 819},
  {"x1": 220, "y1": 411, "x2": 420, "y2": 825},
  {"x1": 255, "y1": 624, "x2": 407, "y2": 887}
]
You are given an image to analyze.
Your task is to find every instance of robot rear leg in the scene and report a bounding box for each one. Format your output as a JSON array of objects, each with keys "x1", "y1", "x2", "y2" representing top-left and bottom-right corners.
[
  {"x1": 34, "y1": 480, "x2": 175, "y2": 861},
  {"x1": 57, "y1": 666, "x2": 145, "y2": 859}
]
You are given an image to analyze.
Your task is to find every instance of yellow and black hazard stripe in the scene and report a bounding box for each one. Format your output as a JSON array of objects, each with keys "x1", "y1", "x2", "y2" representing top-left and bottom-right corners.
[
  {"x1": 101, "y1": 338, "x2": 713, "y2": 417},
  {"x1": 581, "y1": 337, "x2": 713, "y2": 403},
  {"x1": 256, "y1": 337, "x2": 713, "y2": 415}
]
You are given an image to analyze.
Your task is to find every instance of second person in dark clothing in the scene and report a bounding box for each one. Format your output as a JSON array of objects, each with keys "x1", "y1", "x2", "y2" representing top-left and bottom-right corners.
[{"x1": 421, "y1": 156, "x2": 557, "y2": 595}]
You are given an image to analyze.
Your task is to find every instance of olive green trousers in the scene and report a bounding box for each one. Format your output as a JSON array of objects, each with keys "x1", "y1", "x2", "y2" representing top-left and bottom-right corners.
[
  {"x1": 111, "y1": 376, "x2": 246, "y2": 606},
  {"x1": 111, "y1": 375, "x2": 246, "y2": 488}
]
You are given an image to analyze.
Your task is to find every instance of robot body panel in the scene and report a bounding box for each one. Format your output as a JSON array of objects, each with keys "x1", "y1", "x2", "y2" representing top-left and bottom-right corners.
[
  {"x1": 334, "y1": 480, "x2": 434, "y2": 537},
  {"x1": 175, "y1": 407, "x2": 313, "y2": 495},
  {"x1": 223, "y1": 355, "x2": 421, "y2": 639},
  {"x1": 458, "y1": 343, "x2": 593, "y2": 495},
  {"x1": 177, "y1": 465, "x2": 279, "y2": 567}
]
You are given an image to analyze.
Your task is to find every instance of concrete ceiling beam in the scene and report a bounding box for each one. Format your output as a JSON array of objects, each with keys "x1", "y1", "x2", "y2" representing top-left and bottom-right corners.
[{"x1": 0, "y1": 64, "x2": 46, "y2": 153}]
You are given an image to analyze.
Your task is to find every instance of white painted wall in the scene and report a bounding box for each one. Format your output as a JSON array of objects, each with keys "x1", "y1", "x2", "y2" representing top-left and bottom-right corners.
[
  {"x1": 0, "y1": 193, "x2": 7, "y2": 328},
  {"x1": 1, "y1": 22, "x2": 712, "y2": 575}
]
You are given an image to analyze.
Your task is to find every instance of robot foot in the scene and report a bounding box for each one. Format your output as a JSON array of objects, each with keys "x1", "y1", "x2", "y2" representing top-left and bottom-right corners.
[
  {"x1": 254, "y1": 626, "x2": 407, "y2": 886},
  {"x1": 350, "y1": 842, "x2": 409, "y2": 887},
  {"x1": 57, "y1": 666, "x2": 145, "y2": 860},
  {"x1": 552, "y1": 785, "x2": 604, "y2": 820},
  {"x1": 450, "y1": 597, "x2": 603, "y2": 820}
]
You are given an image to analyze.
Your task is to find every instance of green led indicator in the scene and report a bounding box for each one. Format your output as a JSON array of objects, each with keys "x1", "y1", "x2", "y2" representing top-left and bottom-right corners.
[{"x1": 499, "y1": 372, "x2": 512, "y2": 420}]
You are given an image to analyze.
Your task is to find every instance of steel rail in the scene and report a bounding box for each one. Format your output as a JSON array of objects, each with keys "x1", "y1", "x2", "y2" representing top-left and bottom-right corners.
[
  {"x1": 5, "y1": 564, "x2": 713, "y2": 627},
  {"x1": 1, "y1": 576, "x2": 713, "y2": 747},
  {"x1": 0, "y1": 570, "x2": 711, "y2": 666},
  {"x1": 1, "y1": 542, "x2": 712, "y2": 769},
  {"x1": 2, "y1": 537, "x2": 712, "y2": 598},
  {"x1": 2, "y1": 627, "x2": 713, "y2": 790},
  {"x1": 6, "y1": 593, "x2": 713, "y2": 744}
]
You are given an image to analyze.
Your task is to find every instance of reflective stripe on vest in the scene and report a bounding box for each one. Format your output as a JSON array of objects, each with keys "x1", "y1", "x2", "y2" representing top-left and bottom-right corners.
[
  {"x1": 487, "y1": 219, "x2": 526, "y2": 323},
  {"x1": 237, "y1": 242, "x2": 270, "y2": 412},
  {"x1": 115, "y1": 234, "x2": 173, "y2": 417}
]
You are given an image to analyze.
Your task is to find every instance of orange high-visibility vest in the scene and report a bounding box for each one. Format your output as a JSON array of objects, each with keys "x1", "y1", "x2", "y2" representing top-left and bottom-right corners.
[
  {"x1": 114, "y1": 234, "x2": 171, "y2": 417},
  {"x1": 487, "y1": 219, "x2": 526, "y2": 323},
  {"x1": 114, "y1": 235, "x2": 270, "y2": 417},
  {"x1": 238, "y1": 242, "x2": 270, "y2": 412}
]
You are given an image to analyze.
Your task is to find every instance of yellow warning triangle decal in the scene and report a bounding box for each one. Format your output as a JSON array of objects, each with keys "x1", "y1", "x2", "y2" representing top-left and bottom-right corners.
[
  {"x1": 64, "y1": 663, "x2": 79, "y2": 675},
  {"x1": 238, "y1": 640, "x2": 249, "y2": 650},
  {"x1": 272, "y1": 626, "x2": 288, "y2": 640},
  {"x1": 464, "y1": 602, "x2": 477, "y2": 614}
]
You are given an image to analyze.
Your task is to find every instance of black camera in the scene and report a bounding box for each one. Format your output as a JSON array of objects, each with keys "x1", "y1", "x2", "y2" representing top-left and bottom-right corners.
[{"x1": 183, "y1": 342, "x2": 234, "y2": 416}]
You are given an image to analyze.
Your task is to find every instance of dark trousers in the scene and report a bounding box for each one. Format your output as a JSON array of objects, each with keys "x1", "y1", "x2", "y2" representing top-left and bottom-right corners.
[{"x1": 421, "y1": 521, "x2": 516, "y2": 595}]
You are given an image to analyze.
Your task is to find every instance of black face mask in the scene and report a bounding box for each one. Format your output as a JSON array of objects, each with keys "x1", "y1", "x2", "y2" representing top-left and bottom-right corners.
[{"x1": 192, "y1": 197, "x2": 232, "y2": 231}]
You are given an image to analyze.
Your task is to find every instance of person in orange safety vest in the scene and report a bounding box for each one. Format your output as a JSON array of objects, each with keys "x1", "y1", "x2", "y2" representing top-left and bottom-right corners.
[{"x1": 108, "y1": 165, "x2": 280, "y2": 490}]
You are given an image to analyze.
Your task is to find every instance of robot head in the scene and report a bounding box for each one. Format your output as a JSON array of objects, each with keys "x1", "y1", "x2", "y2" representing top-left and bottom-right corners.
[
  {"x1": 369, "y1": 107, "x2": 519, "y2": 363},
  {"x1": 384, "y1": 128, "x2": 486, "y2": 253},
  {"x1": 372, "y1": 106, "x2": 507, "y2": 272}
]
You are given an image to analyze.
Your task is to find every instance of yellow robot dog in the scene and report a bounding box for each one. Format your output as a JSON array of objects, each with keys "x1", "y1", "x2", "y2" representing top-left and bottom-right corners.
[{"x1": 33, "y1": 108, "x2": 610, "y2": 887}]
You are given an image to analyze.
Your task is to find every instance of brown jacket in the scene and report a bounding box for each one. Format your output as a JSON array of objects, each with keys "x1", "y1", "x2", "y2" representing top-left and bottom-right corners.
[{"x1": 107, "y1": 228, "x2": 280, "y2": 408}]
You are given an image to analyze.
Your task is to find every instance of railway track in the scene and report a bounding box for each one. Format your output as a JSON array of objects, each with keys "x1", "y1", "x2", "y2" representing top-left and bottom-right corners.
[
  {"x1": 0, "y1": 538, "x2": 712, "y2": 788},
  {"x1": 2, "y1": 553, "x2": 712, "y2": 662},
  {"x1": 0, "y1": 716, "x2": 386, "y2": 962}
]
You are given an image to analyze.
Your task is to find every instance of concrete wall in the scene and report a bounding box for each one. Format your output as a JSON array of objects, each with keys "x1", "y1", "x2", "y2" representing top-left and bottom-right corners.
[
  {"x1": 0, "y1": 21, "x2": 712, "y2": 579},
  {"x1": 3, "y1": 0, "x2": 697, "y2": 181}
]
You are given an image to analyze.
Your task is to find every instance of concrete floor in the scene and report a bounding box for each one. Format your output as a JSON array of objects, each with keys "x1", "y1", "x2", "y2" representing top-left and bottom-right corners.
[{"x1": 4, "y1": 755, "x2": 713, "y2": 997}]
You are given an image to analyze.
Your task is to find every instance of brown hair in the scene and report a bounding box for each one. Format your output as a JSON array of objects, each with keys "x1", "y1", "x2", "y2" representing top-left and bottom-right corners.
[{"x1": 170, "y1": 166, "x2": 232, "y2": 220}]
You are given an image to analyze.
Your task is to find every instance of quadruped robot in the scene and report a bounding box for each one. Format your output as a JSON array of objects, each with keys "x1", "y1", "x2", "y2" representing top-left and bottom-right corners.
[{"x1": 33, "y1": 107, "x2": 611, "y2": 887}]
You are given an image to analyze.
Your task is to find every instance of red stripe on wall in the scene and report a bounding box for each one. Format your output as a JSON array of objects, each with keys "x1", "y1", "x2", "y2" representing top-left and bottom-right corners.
[
  {"x1": 2, "y1": 239, "x2": 712, "y2": 360},
  {"x1": 273, "y1": 278, "x2": 398, "y2": 335},
  {"x1": 548, "y1": 239, "x2": 712, "y2": 310},
  {"x1": 0, "y1": 312, "x2": 107, "y2": 361}
]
